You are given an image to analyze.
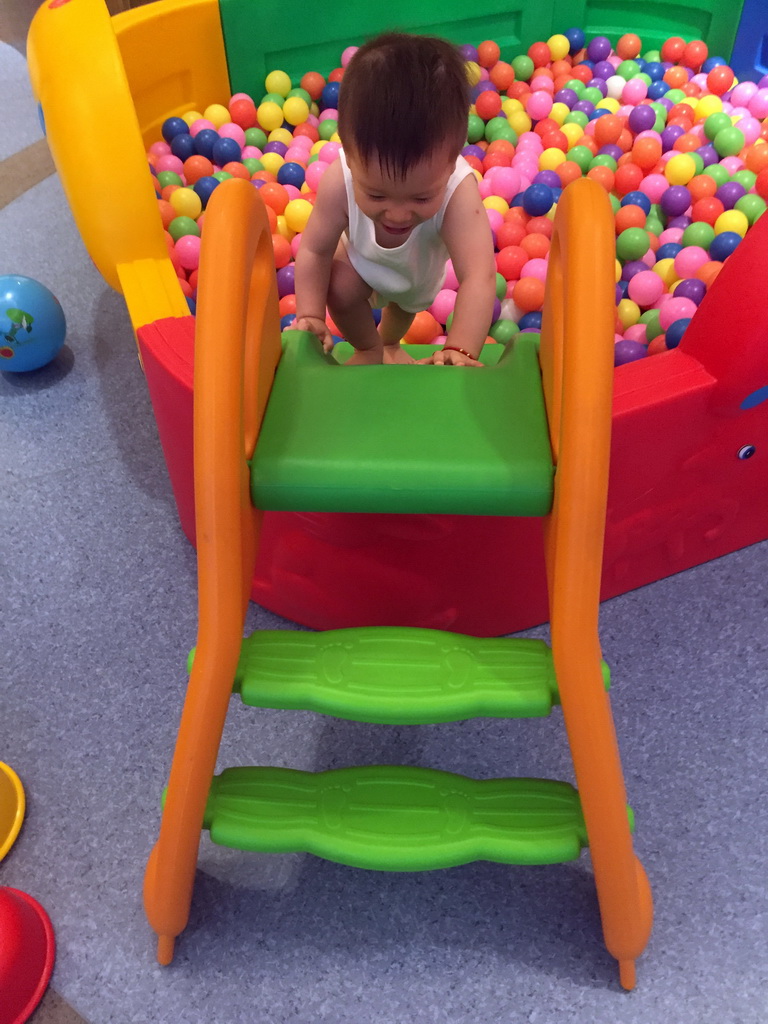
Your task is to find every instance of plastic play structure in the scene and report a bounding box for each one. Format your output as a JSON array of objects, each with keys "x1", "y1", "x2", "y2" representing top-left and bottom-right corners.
[{"x1": 26, "y1": 0, "x2": 768, "y2": 636}]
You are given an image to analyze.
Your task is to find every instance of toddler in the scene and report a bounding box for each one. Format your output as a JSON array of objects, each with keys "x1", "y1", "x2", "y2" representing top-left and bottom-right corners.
[{"x1": 293, "y1": 32, "x2": 497, "y2": 365}]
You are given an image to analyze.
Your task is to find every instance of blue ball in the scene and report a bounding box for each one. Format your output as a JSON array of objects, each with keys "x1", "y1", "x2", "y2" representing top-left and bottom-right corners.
[
  {"x1": 0, "y1": 275, "x2": 67, "y2": 372},
  {"x1": 665, "y1": 317, "x2": 692, "y2": 349},
  {"x1": 320, "y1": 81, "x2": 341, "y2": 110},
  {"x1": 647, "y1": 80, "x2": 670, "y2": 100},
  {"x1": 709, "y1": 231, "x2": 742, "y2": 262},
  {"x1": 192, "y1": 175, "x2": 221, "y2": 208},
  {"x1": 170, "y1": 133, "x2": 196, "y2": 162},
  {"x1": 621, "y1": 190, "x2": 652, "y2": 215},
  {"x1": 280, "y1": 313, "x2": 297, "y2": 330},
  {"x1": 564, "y1": 27, "x2": 585, "y2": 53},
  {"x1": 522, "y1": 183, "x2": 554, "y2": 217},
  {"x1": 194, "y1": 128, "x2": 220, "y2": 160},
  {"x1": 161, "y1": 116, "x2": 190, "y2": 143},
  {"x1": 656, "y1": 242, "x2": 683, "y2": 261},
  {"x1": 702, "y1": 56, "x2": 727, "y2": 73},
  {"x1": 277, "y1": 162, "x2": 306, "y2": 188},
  {"x1": 186, "y1": 297, "x2": 197, "y2": 315},
  {"x1": 643, "y1": 62, "x2": 665, "y2": 81},
  {"x1": 211, "y1": 136, "x2": 242, "y2": 166},
  {"x1": 518, "y1": 312, "x2": 542, "y2": 330}
]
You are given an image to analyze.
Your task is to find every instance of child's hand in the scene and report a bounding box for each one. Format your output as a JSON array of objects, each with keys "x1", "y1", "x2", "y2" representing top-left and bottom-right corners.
[
  {"x1": 294, "y1": 315, "x2": 334, "y2": 352},
  {"x1": 428, "y1": 346, "x2": 484, "y2": 367}
]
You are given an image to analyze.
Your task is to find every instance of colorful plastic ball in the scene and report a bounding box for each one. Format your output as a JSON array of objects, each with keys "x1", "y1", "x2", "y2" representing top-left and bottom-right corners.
[
  {"x1": 709, "y1": 231, "x2": 742, "y2": 261},
  {"x1": 564, "y1": 27, "x2": 585, "y2": 54},
  {"x1": 277, "y1": 162, "x2": 306, "y2": 188},
  {"x1": 203, "y1": 103, "x2": 231, "y2": 128},
  {"x1": 713, "y1": 127, "x2": 746, "y2": 157},
  {"x1": 512, "y1": 276, "x2": 546, "y2": 312},
  {"x1": 660, "y1": 185, "x2": 691, "y2": 218},
  {"x1": 627, "y1": 269, "x2": 664, "y2": 307},
  {"x1": 673, "y1": 278, "x2": 706, "y2": 304},
  {"x1": 665, "y1": 153, "x2": 697, "y2": 185},
  {"x1": 168, "y1": 215, "x2": 201, "y2": 241},
  {"x1": 194, "y1": 128, "x2": 220, "y2": 160},
  {"x1": 616, "y1": 227, "x2": 651, "y2": 261},
  {"x1": 283, "y1": 198, "x2": 314, "y2": 233},
  {"x1": 614, "y1": 339, "x2": 647, "y2": 365},
  {"x1": 192, "y1": 175, "x2": 221, "y2": 207},
  {"x1": 522, "y1": 183, "x2": 554, "y2": 216},
  {"x1": 211, "y1": 136, "x2": 242, "y2": 165},
  {"x1": 665, "y1": 317, "x2": 692, "y2": 348},
  {"x1": 161, "y1": 116, "x2": 190, "y2": 143},
  {"x1": 430, "y1": 289, "x2": 458, "y2": 325},
  {"x1": 0, "y1": 275, "x2": 67, "y2": 372},
  {"x1": 170, "y1": 133, "x2": 196, "y2": 162},
  {"x1": 320, "y1": 81, "x2": 341, "y2": 109}
]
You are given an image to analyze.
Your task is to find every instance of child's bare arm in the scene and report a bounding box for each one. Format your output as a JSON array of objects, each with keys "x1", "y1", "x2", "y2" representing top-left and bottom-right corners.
[
  {"x1": 435, "y1": 175, "x2": 497, "y2": 366},
  {"x1": 293, "y1": 160, "x2": 348, "y2": 350}
]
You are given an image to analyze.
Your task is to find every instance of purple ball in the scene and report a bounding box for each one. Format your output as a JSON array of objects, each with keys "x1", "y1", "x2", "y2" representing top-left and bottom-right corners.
[
  {"x1": 554, "y1": 88, "x2": 578, "y2": 107},
  {"x1": 573, "y1": 100, "x2": 595, "y2": 116},
  {"x1": 599, "y1": 144, "x2": 623, "y2": 160},
  {"x1": 587, "y1": 78, "x2": 608, "y2": 96},
  {"x1": 668, "y1": 215, "x2": 692, "y2": 231},
  {"x1": 715, "y1": 181, "x2": 747, "y2": 210},
  {"x1": 615, "y1": 283, "x2": 623, "y2": 304},
  {"x1": 628, "y1": 105, "x2": 657, "y2": 133},
  {"x1": 587, "y1": 35, "x2": 612, "y2": 62},
  {"x1": 660, "y1": 185, "x2": 692, "y2": 218},
  {"x1": 614, "y1": 339, "x2": 647, "y2": 365},
  {"x1": 621, "y1": 260, "x2": 649, "y2": 282},
  {"x1": 462, "y1": 144, "x2": 486, "y2": 161},
  {"x1": 696, "y1": 144, "x2": 719, "y2": 167},
  {"x1": 592, "y1": 60, "x2": 615, "y2": 80},
  {"x1": 459, "y1": 44, "x2": 478, "y2": 62},
  {"x1": 492, "y1": 298, "x2": 502, "y2": 321},
  {"x1": 264, "y1": 141, "x2": 288, "y2": 156},
  {"x1": 533, "y1": 170, "x2": 561, "y2": 188},
  {"x1": 660, "y1": 125, "x2": 685, "y2": 151},
  {"x1": 276, "y1": 264, "x2": 295, "y2": 298},
  {"x1": 673, "y1": 278, "x2": 706, "y2": 304}
]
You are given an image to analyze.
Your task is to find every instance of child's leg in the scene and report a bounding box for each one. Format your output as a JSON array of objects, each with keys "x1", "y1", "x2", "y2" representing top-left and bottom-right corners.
[
  {"x1": 379, "y1": 303, "x2": 416, "y2": 364},
  {"x1": 327, "y1": 247, "x2": 382, "y2": 363}
]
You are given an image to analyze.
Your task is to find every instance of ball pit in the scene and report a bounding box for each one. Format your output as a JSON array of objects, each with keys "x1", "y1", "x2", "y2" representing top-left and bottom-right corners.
[{"x1": 148, "y1": 29, "x2": 768, "y2": 364}]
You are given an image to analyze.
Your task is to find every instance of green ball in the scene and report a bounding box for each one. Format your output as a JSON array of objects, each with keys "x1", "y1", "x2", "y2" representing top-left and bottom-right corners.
[
  {"x1": 702, "y1": 163, "x2": 730, "y2": 186},
  {"x1": 467, "y1": 113, "x2": 485, "y2": 143},
  {"x1": 608, "y1": 193, "x2": 621, "y2": 214},
  {"x1": 704, "y1": 112, "x2": 733, "y2": 141},
  {"x1": 485, "y1": 118, "x2": 517, "y2": 143},
  {"x1": 261, "y1": 91, "x2": 285, "y2": 106},
  {"x1": 688, "y1": 152, "x2": 704, "y2": 177},
  {"x1": 511, "y1": 54, "x2": 534, "y2": 81},
  {"x1": 713, "y1": 126, "x2": 745, "y2": 157},
  {"x1": 157, "y1": 170, "x2": 183, "y2": 188},
  {"x1": 639, "y1": 308, "x2": 663, "y2": 341},
  {"x1": 287, "y1": 87, "x2": 312, "y2": 105},
  {"x1": 319, "y1": 118, "x2": 338, "y2": 140},
  {"x1": 617, "y1": 59, "x2": 641, "y2": 80},
  {"x1": 590, "y1": 153, "x2": 617, "y2": 171},
  {"x1": 212, "y1": 171, "x2": 233, "y2": 182},
  {"x1": 245, "y1": 127, "x2": 267, "y2": 149},
  {"x1": 564, "y1": 110, "x2": 589, "y2": 128},
  {"x1": 682, "y1": 222, "x2": 715, "y2": 249},
  {"x1": 616, "y1": 227, "x2": 651, "y2": 261},
  {"x1": 495, "y1": 273, "x2": 507, "y2": 300},
  {"x1": 568, "y1": 145, "x2": 593, "y2": 172},
  {"x1": 489, "y1": 319, "x2": 519, "y2": 344},
  {"x1": 582, "y1": 86, "x2": 604, "y2": 105},
  {"x1": 643, "y1": 49, "x2": 661, "y2": 63},
  {"x1": 645, "y1": 216, "x2": 665, "y2": 237},
  {"x1": 664, "y1": 89, "x2": 686, "y2": 105},
  {"x1": 564, "y1": 78, "x2": 585, "y2": 97},
  {"x1": 168, "y1": 216, "x2": 200, "y2": 241},
  {"x1": 735, "y1": 194, "x2": 767, "y2": 225},
  {"x1": 732, "y1": 169, "x2": 757, "y2": 191},
  {"x1": 241, "y1": 157, "x2": 263, "y2": 175}
]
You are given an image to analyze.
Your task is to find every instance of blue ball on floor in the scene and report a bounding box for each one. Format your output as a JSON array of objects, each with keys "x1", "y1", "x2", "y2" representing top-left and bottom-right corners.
[{"x1": 0, "y1": 275, "x2": 67, "y2": 372}]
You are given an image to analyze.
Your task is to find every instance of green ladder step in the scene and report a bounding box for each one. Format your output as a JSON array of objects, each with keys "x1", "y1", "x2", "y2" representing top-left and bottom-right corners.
[
  {"x1": 228, "y1": 627, "x2": 595, "y2": 724},
  {"x1": 202, "y1": 766, "x2": 588, "y2": 870}
]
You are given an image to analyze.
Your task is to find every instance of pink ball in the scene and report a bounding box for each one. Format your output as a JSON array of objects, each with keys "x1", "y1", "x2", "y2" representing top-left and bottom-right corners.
[
  {"x1": 319, "y1": 141, "x2": 341, "y2": 163},
  {"x1": 673, "y1": 246, "x2": 708, "y2": 278},
  {"x1": 516, "y1": 132, "x2": 543, "y2": 152},
  {"x1": 748, "y1": 88, "x2": 768, "y2": 120},
  {"x1": 149, "y1": 140, "x2": 171, "y2": 158},
  {"x1": 721, "y1": 156, "x2": 745, "y2": 174},
  {"x1": 659, "y1": 227, "x2": 684, "y2": 245},
  {"x1": 290, "y1": 233, "x2": 303, "y2": 258},
  {"x1": 219, "y1": 122, "x2": 246, "y2": 147},
  {"x1": 521, "y1": 257, "x2": 548, "y2": 281},
  {"x1": 478, "y1": 178, "x2": 496, "y2": 199},
  {"x1": 659, "y1": 296, "x2": 697, "y2": 330},
  {"x1": 283, "y1": 184, "x2": 302, "y2": 200},
  {"x1": 736, "y1": 116, "x2": 761, "y2": 146},
  {"x1": 624, "y1": 323, "x2": 648, "y2": 343},
  {"x1": 284, "y1": 147, "x2": 309, "y2": 164},
  {"x1": 489, "y1": 166, "x2": 521, "y2": 202},
  {"x1": 242, "y1": 145, "x2": 262, "y2": 160},
  {"x1": 622, "y1": 79, "x2": 648, "y2": 104},
  {"x1": 157, "y1": 154, "x2": 185, "y2": 176},
  {"x1": 628, "y1": 270, "x2": 665, "y2": 307},
  {"x1": 341, "y1": 46, "x2": 358, "y2": 66},
  {"x1": 318, "y1": 108, "x2": 338, "y2": 122},
  {"x1": 175, "y1": 234, "x2": 201, "y2": 271},
  {"x1": 639, "y1": 173, "x2": 668, "y2": 204},
  {"x1": 229, "y1": 92, "x2": 253, "y2": 105},
  {"x1": 304, "y1": 161, "x2": 327, "y2": 190},
  {"x1": 443, "y1": 260, "x2": 459, "y2": 290},
  {"x1": 486, "y1": 208, "x2": 504, "y2": 239},
  {"x1": 430, "y1": 288, "x2": 458, "y2": 325},
  {"x1": 530, "y1": 75, "x2": 554, "y2": 94},
  {"x1": 731, "y1": 81, "x2": 758, "y2": 107},
  {"x1": 189, "y1": 118, "x2": 216, "y2": 136}
]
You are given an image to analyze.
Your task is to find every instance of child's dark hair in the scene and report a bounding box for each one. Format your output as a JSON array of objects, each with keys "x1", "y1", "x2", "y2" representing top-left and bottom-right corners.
[{"x1": 337, "y1": 32, "x2": 470, "y2": 179}]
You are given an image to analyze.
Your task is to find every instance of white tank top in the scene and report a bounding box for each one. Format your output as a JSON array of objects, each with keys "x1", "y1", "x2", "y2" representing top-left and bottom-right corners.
[{"x1": 339, "y1": 150, "x2": 473, "y2": 313}]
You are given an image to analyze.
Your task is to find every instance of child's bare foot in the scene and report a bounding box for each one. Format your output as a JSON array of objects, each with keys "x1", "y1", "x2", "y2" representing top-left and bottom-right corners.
[
  {"x1": 345, "y1": 346, "x2": 384, "y2": 365},
  {"x1": 382, "y1": 343, "x2": 416, "y2": 364}
]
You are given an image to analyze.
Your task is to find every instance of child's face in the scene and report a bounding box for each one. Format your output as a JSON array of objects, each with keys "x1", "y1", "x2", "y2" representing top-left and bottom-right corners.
[{"x1": 347, "y1": 147, "x2": 457, "y2": 243}]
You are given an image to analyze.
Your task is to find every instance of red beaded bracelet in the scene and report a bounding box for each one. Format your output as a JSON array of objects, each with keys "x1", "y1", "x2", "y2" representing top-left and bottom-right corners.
[{"x1": 441, "y1": 345, "x2": 477, "y2": 360}]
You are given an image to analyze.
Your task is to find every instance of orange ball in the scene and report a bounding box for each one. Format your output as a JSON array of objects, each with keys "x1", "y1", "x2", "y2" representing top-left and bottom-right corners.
[
  {"x1": 616, "y1": 129, "x2": 634, "y2": 153},
  {"x1": 183, "y1": 154, "x2": 214, "y2": 184},
  {"x1": 540, "y1": 129, "x2": 569, "y2": 152},
  {"x1": 271, "y1": 233, "x2": 292, "y2": 268},
  {"x1": 587, "y1": 165, "x2": 615, "y2": 191},
  {"x1": 614, "y1": 162, "x2": 644, "y2": 196},
  {"x1": 570, "y1": 63, "x2": 593, "y2": 84},
  {"x1": 157, "y1": 199, "x2": 176, "y2": 229},
  {"x1": 512, "y1": 276, "x2": 546, "y2": 312},
  {"x1": 161, "y1": 184, "x2": 180, "y2": 201},
  {"x1": 260, "y1": 181, "x2": 290, "y2": 214},
  {"x1": 691, "y1": 197, "x2": 724, "y2": 225},
  {"x1": 477, "y1": 39, "x2": 501, "y2": 68},
  {"x1": 228, "y1": 97, "x2": 258, "y2": 129},
  {"x1": 593, "y1": 114, "x2": 623, "y2": 146},
  {"x1": 487, "y1": 139, "x2": 517, "y2": 159},
  {"x1": 293, "y1": 122, "x2": 320, "y2": 143},
  {"x1": 520, "y1": 232, "x2": 550, "y2": 259},
  {"x1": 682, "y1": 40, "x2": 708, "y2": 70},
  {"x1": 614, "y1": 204, "x2": 647, "y2": 233},
  {"x1": 300, "y1": 71, "x2": 326, "y2": 100},
  {"x1": 617, "y1": 33, "x2": 641, "y2": 59},
  {"x1": 328, "y1": 66, "x2": 344, "y2": 83},
  {"x1": 688, "y1": 174, "x2": 718, "y2": 202},
  {"x1": 404, "y1": 310, "x2": 442, "y2": 344},
  {"x1": 745, "y1": 145, "x2": 768, "y2": 175},
  {"x1": 222, "y1": 161, "x2": 251, "y2": 180},
  {"x1": 661, "y1": 36, "x2": 686, "y2": 63},
  {"x1": 475, "y1": 90, "x2": 503, "y2": 120},
  {"x1": 482, "y1": 151, "x2": 512, "y2": 171},
  {"x1": 663, "y1": 66, "x2": 688, "y2": 89},
  {"x1": 526, "y1": 216, "x2": 554, "y2": 238},
  {"x1": 496, "y1": 220, "x2": 526, "y2": 248},
  {"x1": 696, "y1": 261, "x2": 723, "y2": 287},
  {"x1": 490, "y1": 60, "x2": 515, "y2": 90},
  {"x1": 528, "y1": 41, "x2": 551, "y2": 67},
  {"x1": 556, "y1": 160, "x2": 584, "y2": 187},
  {"x1": 278, "y1": 294, "x2": 297, "y2": 318},
  {"x1": 534, "y1": 117, "x2": 560, "y2": 138},
  {"x1": 673, "y1": 133, "x2": 701, "y2": 154},
  {"x1": 647, "y1": 336, "x2": 668, "y2": 356},
  {"x1": 632, "y1": 137, "x2": 662, "y2": 171}
]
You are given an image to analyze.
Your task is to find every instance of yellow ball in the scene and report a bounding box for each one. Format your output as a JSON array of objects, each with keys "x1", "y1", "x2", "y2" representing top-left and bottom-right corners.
[
  {"x1": 465, "y1": 61, "x2": 482, "y2": 86},
  {"x1": 260, "y1": 152, "x2": 285, "y2": 176},
  {"x1": 596, "y1": 97, "x2": 620, "y2": 114},
  {"x1": 502, "y1": 97, "x2": 523, "y2": 115},
  {"x1": 268, "y1": 127, "x2": 294, "y2": 146},
  {"x1": 257, "y1": 101, "x2": 284, "y2": 133},
  {"x1": 715, "y1": 209, "x2": 749, "y2": 237},
  {"x1": 284, "y1": 198, "x2": 314, "y2": 233},
  {"x1": 549, "y1": 102, "x2": 569, "y2": 125},
  {"x1": 265, "y1": 70, "x2": 292, "y2": 97},
  {"x1": 507, "y1": 110, "x2": 532, "y2": 135},
  {"x1": 617, "y1": 298, "x2": 641, "y2": 329},
  {"x1": 547, "y1": 34, "x2": 571, "y2": 61},
  {"x1": 665, "y1": 153, "x2": 696, "y2": 185},
  {"x1": 169, "y1": 187, "x2": 203, "y2": 220},
  {"x1": 283, "y1": 96, "x2": 310, "y2": 126},
  {"x1": 483, "y1": 195, "x2": 509, "y2": 216},
  {"x1": 695, "y1": 94, "x2": 723, "y2": 121},
  {"x1": 614, "y1": 259, "x2": 622, "y2": 283},
  {"x1": 203, "y1": 103, "x2": 230, "y2": 128},
  {"x1": 182, "y1": 110, "x2": 203, "y2": 126},
  {"x1": 539, "y1": 147, "x2": 566, "y2": 170},
  {"x1": 561, "y1": 122, "x2": 584, "y2": 147},
  {"x1": 653, "y1": 258, "x2": 677, "y2": 287},
  {"x1": 275, "y1": 214, "x2": 294, "y2": 241},
  {"x1": 310, "y1": 140, "x2": 328, "y2": 157}
]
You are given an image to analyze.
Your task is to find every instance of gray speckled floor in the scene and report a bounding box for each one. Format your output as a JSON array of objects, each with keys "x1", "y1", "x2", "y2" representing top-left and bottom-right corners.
[{"x1": 2, "y1": 40, "x2": 767, "y2": 1024}]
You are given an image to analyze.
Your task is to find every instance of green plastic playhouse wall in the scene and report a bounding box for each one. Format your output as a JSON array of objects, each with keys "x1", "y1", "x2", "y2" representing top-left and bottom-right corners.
[{"x1": 219, "y1": 0, "x2": 746, "y2": 97}]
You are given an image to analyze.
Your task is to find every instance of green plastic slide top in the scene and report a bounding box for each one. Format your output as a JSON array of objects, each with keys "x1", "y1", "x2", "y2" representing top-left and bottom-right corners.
[
  {"x1": 235, "y1": 628, "x2": 559, "y2": 723},
  {"x1": 203, "y1": 765, "x2": 588, "y2": 869},
  {"x1": 250, "y1": 333, "x2": 554, "y2": 516}
]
